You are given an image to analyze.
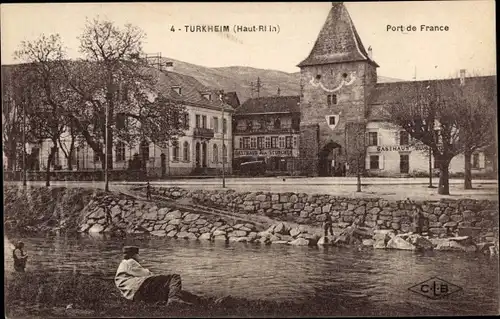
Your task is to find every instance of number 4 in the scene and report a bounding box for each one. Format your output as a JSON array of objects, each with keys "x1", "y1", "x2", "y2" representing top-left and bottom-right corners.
[{"x1": 171, "y1": 26, "x2": 175, "y2": 32}]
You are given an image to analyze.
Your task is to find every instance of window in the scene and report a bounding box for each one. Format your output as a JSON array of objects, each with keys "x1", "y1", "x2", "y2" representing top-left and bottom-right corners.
[
  {"x1": 472, "y1": 153, "x2": 480, "y2": 169},
  {"x1": 213, "y1": 144, "x2": 218, "y2": 163},
  {"x1": 370, "y1": 155, "x2": 379, "y2": 170},
  {"x1": 329, "y1": 116, "x2": 336, "y2": 125},
  {"x1": 247, "y1": 120, "x2": 253, "y2": 131},
  {"x1": 274, "y1": 118, "x2": 281, "y2": 129},
  {"x1": 368, "y1": 132, "x2": 378, "y2": 146},
  {"x1": 183, "y1": 113, "x2": 190, "y2": 129},
  {"x1": 293, "y1": 137, "x2": 297, "y2": 148},
  {"x1": 172, "y1": 86, "x2": 182, "y2": 95},
  {"x1": 172, "y1": 141, "x2": 179, "y2": 161},
  {"x1": 257, "y1": 137, "x2": 264, "y2": 149},
  {"x1": 239, "y1": 138, "x2": 243, "y2": 149},
  {"x1": 279, "y1": 136, "x2": 285, "y2": 148},
  {"x1": 265, "y1": 137, "x2": 271, "y2": 148},
  {"x1": 242, "y1": 137, "x2": 250, "y2": 149},
  {"x1": 213, "y1": 117, "x2": 219, "y2": 132},
  {"x1": 286, "y1": 136, "x2": 292, "y2": 148},
  {"x1": 223, "y1": 144, "x2": 228, "y2": 163},
  {"x1": 250, "y1": 137, "x2": 257, "y2": 149},
  {"x1": 327, "y1": 94, "x2": 337, "y2": 106},
  {"x1": 116, "y1": 141, "x2": 126, "y2": 162},
  {"x1": 94, "y1": 143, "x2": 102, "y2": 163},
  {"x1": 202, "y1": 115, "x2": 207, "y2": 128},
  {"x1": 271, "y1": 136, "x2": 278, "y2": 148},
  {"x1": 399, "y1": 131, "x2": 409, "y2": 145},
  {"x1": 116, "y1": 113, "x2": 126, "y2": 130},
  {"x1": 183, "y1": 141, "x2": 190, "y2": 162},
  {"x1": 195, "y1": 115, "x2": 201, "y2": 128},
  {"x1": 223, "y1": 119, "x2": 227, "y2": 134}
]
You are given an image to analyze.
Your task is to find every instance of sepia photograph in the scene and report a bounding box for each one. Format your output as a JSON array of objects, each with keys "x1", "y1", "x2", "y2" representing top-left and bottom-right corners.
[{"x1": 2, "y1": 1, "x2": 498, "y2": 317}]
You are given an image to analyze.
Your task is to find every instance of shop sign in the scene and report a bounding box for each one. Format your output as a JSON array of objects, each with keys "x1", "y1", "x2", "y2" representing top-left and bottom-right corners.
[
  {"x1": 376, "y1": 145, "x2": 428, "y2": 152},
  {"x1": 235, "y1": 149, "x2": 293, "y2": 157}
]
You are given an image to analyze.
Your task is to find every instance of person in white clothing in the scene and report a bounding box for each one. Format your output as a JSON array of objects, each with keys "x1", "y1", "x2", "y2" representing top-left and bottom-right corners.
[{"x1": 114, "y1": 246, "x2": 190, "y2": 306}]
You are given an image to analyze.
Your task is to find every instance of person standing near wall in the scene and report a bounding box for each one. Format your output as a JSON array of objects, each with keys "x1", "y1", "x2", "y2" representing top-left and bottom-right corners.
[{"x1": 13, "y1": 241, "x2": 29, "y2": 272}]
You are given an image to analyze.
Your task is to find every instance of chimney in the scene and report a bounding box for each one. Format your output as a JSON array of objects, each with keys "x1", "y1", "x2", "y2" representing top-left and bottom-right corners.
[
  {"x1": 459, "y1": 69, "x2": 466, "y2": 85},
  {"x1": 164, "y1": 62, "x2": 174, "y2": 72},
  {"x1": 367, "y1": 46, "x2": 373, "y2": 60}
]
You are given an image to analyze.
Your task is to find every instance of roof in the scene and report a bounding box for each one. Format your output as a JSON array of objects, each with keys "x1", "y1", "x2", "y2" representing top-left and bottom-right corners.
[
  {"x1": 367, "y1": 76, "x2": 497, "y2": 120},
  {"x1": 235, "y1": 96, "x2": 300, "y2": 115},
  {"x1": 223, "y1": 91, "x2": 241, "y2": 108},
  {"x1": 298, "y1": 2, "x2": 378, "y2": 67},
  {"x1": 145, "y1": 67, "x2": 233, "y2": 111},
  {"x1": 1, "y1": 62, "x2": 233, "y2": 112}
]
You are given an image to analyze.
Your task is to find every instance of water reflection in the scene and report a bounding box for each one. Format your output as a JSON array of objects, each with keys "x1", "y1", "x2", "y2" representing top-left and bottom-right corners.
[{"x1": 4, "y1": 234, "x2": 499, "y2": 316}]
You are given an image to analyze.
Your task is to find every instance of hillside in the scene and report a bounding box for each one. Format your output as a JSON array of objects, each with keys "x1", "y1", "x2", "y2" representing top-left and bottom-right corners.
[{"x1": 161, "y1": 57, "x2": 403, "y2": 103}]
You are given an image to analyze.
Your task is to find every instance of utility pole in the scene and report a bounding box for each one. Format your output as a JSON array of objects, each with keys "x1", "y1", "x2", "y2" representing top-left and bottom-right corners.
[
  {"x1": 219, "y1": 90, "x2": 226, "y2": 188},
  {"x1": 105, "y1": 101, "x2": 109, "y2": 192},
  {"x1": 22, "y1": 97, "x2": 27, "y2": 187}
]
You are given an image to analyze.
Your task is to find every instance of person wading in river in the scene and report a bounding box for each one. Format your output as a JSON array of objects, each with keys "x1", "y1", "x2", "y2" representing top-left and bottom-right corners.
[
  {"x1": 324, "y1": 212, "x2": 334, "y2": 238},
  {"x1": 114, "y1": 246, "x2": 191, "y2": 307},
  {"x1": 13, "y1": 241, "x2": 29, "y2": 272}
]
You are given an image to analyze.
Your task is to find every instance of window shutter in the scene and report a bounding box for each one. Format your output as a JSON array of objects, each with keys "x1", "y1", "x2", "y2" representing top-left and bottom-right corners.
[
  {"x1": 379, "y1": 154, "x2": 384, "y2": 169},
  {"x1": 365, "y1": 132, "x2": 369, "y2": 146},
  {"x1": 377, "y1": 133, "x2": 381, "y2": 147},
  {"x1": 365, "y1": 155, "x2": 371, "y2": 170},
  {"x1": 479, "y1": 153, "x2": 486, "y2": 169}
]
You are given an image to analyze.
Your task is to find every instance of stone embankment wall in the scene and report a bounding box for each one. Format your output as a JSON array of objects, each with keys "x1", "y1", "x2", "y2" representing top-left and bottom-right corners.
[{"x1": 149, "y1": 187, "x2": 499, "y2": 242}]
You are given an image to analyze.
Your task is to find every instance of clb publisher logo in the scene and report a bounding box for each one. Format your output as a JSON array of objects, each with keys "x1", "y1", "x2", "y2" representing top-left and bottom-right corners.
[{"x1": 408, "y1": 277, "x2": 463, "y2": 300}]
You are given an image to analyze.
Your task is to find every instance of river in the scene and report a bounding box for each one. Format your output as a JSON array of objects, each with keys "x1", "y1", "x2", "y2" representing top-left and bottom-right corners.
[{"x1": 5, "y1": 234, "x2": 499, "y2": 316}]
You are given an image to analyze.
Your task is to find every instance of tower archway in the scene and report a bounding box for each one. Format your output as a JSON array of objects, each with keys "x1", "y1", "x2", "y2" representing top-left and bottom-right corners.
[{"x1": 318, "y1": 141, "x2": 343, "y2": 177}]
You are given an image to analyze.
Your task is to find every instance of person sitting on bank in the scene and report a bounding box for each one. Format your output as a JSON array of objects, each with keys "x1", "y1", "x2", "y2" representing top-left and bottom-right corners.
[
  {"x1": 114, "y1": 246, "x2": 191, "y2": 306},
  {"x1": 13, "y1": 241, "x2": 29, "y2": 272}
]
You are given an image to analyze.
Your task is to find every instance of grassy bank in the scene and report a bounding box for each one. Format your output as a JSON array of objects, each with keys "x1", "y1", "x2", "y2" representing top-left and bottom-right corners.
[{"x1": 5, "y1": 271, "x2": 355, "y2": 318}]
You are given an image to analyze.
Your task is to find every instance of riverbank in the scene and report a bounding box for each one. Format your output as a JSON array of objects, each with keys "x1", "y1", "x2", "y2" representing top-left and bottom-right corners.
[{"x1": 5, "y1": 271, "x2": 377, "y2": 318}]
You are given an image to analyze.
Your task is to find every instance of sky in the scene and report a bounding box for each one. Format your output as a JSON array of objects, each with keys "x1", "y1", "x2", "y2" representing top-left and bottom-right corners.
[{"x1": 1, "y1": 1, "x2": 496, "y2": 81}]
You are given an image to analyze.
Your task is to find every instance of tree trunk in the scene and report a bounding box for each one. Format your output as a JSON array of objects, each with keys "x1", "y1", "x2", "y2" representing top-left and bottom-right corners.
[
  {"x1": 438, "y1": 157, "x2": 451, "y2": 195},
  {"x1": 464, "y1": 150, "x2": 472, "y2": 189},
  {"x1": 46, "y1": 145, "x2": 57, "y2": 187},
  {"x1": 356, "y1": 157, "x2": 361, "y2": 192}
]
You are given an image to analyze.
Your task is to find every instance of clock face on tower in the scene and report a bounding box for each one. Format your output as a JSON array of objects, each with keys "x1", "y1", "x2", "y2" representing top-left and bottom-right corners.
[{"x1": 309, "y1": 71, "x2": 357, "y2": 93}]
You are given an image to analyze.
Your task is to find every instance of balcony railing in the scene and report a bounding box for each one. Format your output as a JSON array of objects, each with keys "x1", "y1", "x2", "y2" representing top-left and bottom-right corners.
[
  {"x1": 234, "y1": 126, "x2": 299, "y2": 135},
  {"x1": 193, "y1": 127, "x2": 214, "y2": 139}
]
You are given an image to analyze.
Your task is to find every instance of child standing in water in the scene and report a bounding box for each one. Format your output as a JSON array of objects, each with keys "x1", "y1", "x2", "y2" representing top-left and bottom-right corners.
[{"x1": 13, "y1": 241, "x2": 29, "y2": 272}]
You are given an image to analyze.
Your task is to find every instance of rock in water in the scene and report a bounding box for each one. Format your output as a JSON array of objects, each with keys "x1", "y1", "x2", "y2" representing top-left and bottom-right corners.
[
  {"x1": 407, "y1": 234, "x2": 434, "y2": 251},
  {"x1": 288, "y1": 238, "x2": 309, "y2": 246},
  {"x1": 88, "y1": 224, "x2": 104, "y2": 234},
  {"x1": 362, "y1": 239, "x2": 375, "y2": 246},
  {"x1": 386, "y1": 236, "x2": 416, "y2": 250},
  {"x1": 199, "y1": 233, "x2": 211, "y2": 240}
]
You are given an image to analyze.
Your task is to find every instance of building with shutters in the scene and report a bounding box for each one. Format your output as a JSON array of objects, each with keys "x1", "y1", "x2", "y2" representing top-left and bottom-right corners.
[
  {"x1": 296, "y1": 2, "x2": 495, "y2": 177},
  {"x1": 2, "y1": 62, "x2": 235, "y2": 177},
  {"x1": 233, "y1": 96, "x2": 301, "y2": 174}
]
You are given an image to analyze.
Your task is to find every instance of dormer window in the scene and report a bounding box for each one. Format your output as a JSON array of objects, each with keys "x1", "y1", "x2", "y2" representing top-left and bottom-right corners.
[
  {"x1": 172, "y1": 86, "x2": 182, "y2": 95},
  {"x1": 202, "y1": 93, "x2": 212, "y2": 101}
]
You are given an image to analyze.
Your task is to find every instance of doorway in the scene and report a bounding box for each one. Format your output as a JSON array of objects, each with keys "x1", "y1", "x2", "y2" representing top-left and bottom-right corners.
[
  {"x1": 400, "y1": 154, "x2": 409, "y2": 174},
  {"x1": 160, "y1": 153, "x2": 166, "y2": 177}
]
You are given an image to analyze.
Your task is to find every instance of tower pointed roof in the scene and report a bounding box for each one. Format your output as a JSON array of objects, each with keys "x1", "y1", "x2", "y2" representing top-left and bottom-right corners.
[{"x1": 298, "y1": 2, "x2": 378, "y2": 67}]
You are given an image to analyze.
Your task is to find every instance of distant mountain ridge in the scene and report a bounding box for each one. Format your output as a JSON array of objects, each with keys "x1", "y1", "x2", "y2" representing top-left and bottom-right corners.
[{"x1": 160, "y1": 57, "x2": 404, "y2": 104}]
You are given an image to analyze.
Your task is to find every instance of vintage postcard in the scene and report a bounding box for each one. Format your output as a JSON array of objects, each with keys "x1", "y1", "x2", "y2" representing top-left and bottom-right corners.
[{"x1": 2, "y1": 1, "x2": 498, "y2": 318}]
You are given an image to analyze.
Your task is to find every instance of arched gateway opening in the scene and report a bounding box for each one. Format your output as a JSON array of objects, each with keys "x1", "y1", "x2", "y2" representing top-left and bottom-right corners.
[{"x1": 318, "y1": 141, "x2": 344, "y2": 177}]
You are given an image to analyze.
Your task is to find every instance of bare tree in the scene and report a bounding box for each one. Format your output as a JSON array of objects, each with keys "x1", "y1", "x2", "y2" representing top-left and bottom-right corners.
[
  {"x1": 2, "y1": 67, "x2": 24, "y2": 171},
  {"x1": 14, "y1": 35, "x2": 69, "y2": 186},
  {"x1": 387, "y1": 80, "x2": 461, "y2": 195},
  {"x1": 62, "y1": 17, "x2": 188, "y2": 169},
  {"x1": 449, "y1": 75, "x2": 497, "y2": 189},
  {"x1": 346, "y1": 122, "x2": 366, "y2": 192}
]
